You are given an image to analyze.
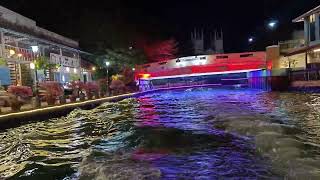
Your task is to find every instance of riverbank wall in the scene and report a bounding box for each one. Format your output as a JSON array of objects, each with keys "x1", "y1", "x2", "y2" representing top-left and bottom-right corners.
[{"x1": 0, "y1": 93, "x2": 136, "y2": 129}]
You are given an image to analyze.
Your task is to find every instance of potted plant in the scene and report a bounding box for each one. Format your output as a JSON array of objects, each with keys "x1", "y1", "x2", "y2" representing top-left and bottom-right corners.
[
  {"x1": 59, "y1": 95, "x2": 67, "y2": 104},
  {"x1": 69, "y1": 95, "x2": 77, "y2": 102},
  {"x1": 7, "y1": 85, "x2": 33, "y2": 111},
  {"x1": 84, "y1": 82, "x2": 99, "y2": 100},
  {"x1": 8, "y1": 96, "x2": 23, "y2": 112},
  {"x1": 109, "y1": 75, "x2": 126, "y2": 95},
  {"x1": 39, "y1": 81, "x2": 63, "y2": 106},
  {"x1": 79, "y1": 92, "x2": 86, "y2": 101},
  {"x1": 98, "y1": 79, "x2": 108, "y2": 97},
  {"x1": 94, "y1": 91, "x2": 100, "y2": 99},
  {"x1": 68, "y1": 80, "x2": 85, "y2": 101}
]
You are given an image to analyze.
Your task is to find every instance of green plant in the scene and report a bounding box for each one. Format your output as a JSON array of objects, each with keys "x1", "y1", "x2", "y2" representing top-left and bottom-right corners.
[
  {"x1": 70, "y1": 74, "x2": 80, "y2": 81},
  {"x1": 39, "y1": 81, "x2": 64, "y2": 105},
  {"x1": 0, "y1": 57, "x2": 7, "y2": 67},
  {"x1": 35, "y1": 56, "x2": 59, "y2": 78},
  {"x1": 98, "y1": 79, "x2": 108, "y2": 93},
  {"x1": 84, "y1": 82, "x2": 99, "y2": 99}
]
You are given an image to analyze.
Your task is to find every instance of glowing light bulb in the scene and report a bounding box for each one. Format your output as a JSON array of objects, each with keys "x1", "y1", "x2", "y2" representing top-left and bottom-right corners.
[
  {"x1": 30, "y1": 63, "x2": 35, "y2": 70},
  {"x1": 9, "y1": 49, "x2": 15, "y2": 55},
  {"x1": 31, "y1": 46, "x2": 39, "y2": 53}
]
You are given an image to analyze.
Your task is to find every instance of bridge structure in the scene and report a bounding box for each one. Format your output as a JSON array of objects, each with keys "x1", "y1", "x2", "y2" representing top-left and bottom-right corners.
[{"x1": 134, "y1": 51, "x2": 281, "y2": 91}]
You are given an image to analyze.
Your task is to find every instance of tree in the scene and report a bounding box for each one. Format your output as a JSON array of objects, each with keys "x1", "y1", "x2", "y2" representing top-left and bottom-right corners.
[
  {"x1": 35, "y1": 56, "x2": 59, "y2": 73},
  {"x1": 143, "y1": 39, "x2": 178, "y2": 62},
  {"x1": 93, "y1": 48, "x2": 146, "y2": 80}
]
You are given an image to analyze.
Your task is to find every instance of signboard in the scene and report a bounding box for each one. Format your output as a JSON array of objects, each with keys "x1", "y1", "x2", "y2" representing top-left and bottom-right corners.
[
  {"x1": 50, "y1": 53, "x2": 80, "y2": 68},
  {"x1": 179, "y1": 56, "x2": 207, "y2": 62},
  {"x1": 0, "y1": 67, "x2": 11, "y2": 85}
]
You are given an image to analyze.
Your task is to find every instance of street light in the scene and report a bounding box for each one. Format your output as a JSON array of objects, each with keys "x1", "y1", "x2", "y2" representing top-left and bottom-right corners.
[
  {"x1": 31, "y1": 45, "x2": 40, "y2": 108},
  {"x1": 267, "y1": 20, "x2": 278, "y2": 45},
  {"x1": 31, "y1": 46, "x2": 39, "y2": 85},
  {"x1": 106, "y1": 61, "x2": 110, "y2": 96},
  {"x1": 248, "y1": 37, "x2": 254, "y2": 43},
  {"x1": 268, "y1": 21, "x2": 277, "y2": 29}
]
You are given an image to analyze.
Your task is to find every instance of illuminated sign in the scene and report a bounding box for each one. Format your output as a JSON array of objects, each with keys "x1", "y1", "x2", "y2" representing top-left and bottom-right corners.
[{"x1": 50, "y1": 53, "x2": 80, "y2": 68}]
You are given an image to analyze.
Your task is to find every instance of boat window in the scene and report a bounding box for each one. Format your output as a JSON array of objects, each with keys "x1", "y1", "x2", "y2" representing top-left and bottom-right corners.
[
  {"x1": 216, "y1": 55, "x2": 228, "y2": 59},
  {"x1": 240, "y1": 54, "x2": 254, "y2": 58}
]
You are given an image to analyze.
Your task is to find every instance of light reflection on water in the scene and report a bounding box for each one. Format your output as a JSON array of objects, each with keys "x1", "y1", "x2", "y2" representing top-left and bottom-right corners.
[{"x1": 0, "y1": 88, "x2": 320, "y2": 179}]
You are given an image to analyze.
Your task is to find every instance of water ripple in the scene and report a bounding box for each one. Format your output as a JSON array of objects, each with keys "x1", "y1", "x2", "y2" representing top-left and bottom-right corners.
[{"x1": 0, "y1": 89, "x2": 320, "y2": 179}]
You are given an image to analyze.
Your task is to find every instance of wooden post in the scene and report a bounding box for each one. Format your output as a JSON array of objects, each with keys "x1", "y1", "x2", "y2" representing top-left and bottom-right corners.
[
  {"x1": 305, "y1": 51, "x2": 309, "y2": 81},
  {"x1": 59, "y1": 48, "x2": 63, "y2": 83},
  {"x1": 0, "y1": 30, "x2": 4, "y2": 57},
  {"x1": 78, "y1": 51, "x2": 82, "y2": 82}
]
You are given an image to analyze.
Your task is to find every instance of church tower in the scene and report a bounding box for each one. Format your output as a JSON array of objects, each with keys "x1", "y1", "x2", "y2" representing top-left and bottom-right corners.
[
  {"x1": 191, "y1": 28, "x2": 224, "y2": 55},
  {"x1": 213, "y1": 29, "x2": 224, "y2": 53},
  {"x1": 191, "y1": 29, "x2": 204, "y2": 55}
]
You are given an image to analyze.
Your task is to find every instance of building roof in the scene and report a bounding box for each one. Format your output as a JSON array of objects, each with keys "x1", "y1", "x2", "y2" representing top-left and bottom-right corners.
[
  {"x1": 283, "y1": 43, "x2": 320, "y2": 56},
  {"x1": 0, "y1": 5, "x2": 79, "y2": 48},
  {"x1": 293, "y1": 5, "x2": 320, "y2": 22}
]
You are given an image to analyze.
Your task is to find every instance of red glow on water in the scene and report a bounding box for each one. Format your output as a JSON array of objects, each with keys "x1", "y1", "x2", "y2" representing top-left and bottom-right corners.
[{"x1": 137, "y1": 97, "x2": 161, "y2": 127}]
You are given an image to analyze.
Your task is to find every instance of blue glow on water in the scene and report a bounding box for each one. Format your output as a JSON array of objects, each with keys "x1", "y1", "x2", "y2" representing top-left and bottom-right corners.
[{"x1": 2, "y1": 87, "x2": 320, "y2": 179}]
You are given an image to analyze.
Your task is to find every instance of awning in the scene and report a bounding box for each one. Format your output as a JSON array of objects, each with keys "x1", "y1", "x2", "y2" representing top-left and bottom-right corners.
[
  {"x1": 293, "y1": 5, "x2": 320, "y2": 22},
  {"x1": 284, "y1": 43, "x2": 320, "y2": 56}
]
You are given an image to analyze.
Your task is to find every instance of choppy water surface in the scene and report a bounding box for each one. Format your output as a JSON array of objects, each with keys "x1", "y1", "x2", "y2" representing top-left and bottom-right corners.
[{"x1": 1, "y1": 88, "x2": 320, "y2": 179}]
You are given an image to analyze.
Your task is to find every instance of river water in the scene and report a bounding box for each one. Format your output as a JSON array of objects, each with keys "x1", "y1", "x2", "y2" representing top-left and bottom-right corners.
[{"x1": 1, "y1": 88, "x2": 320, "y2": 179}]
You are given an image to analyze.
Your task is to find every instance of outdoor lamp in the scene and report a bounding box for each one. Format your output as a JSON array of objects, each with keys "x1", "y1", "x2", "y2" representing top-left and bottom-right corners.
[
  {"x1": 106, "y1": 61, "x2": 110, "y2": 66},
  {"x1": 268, "y1": 20, "x2": 278, "y2": 30},
  {"x1": 9, "y1": 49, "x2": 15, "y2": 55},
  {"x1": 30, "y1": 62, "x2": 35, "y2": 70},
  {"x1": 31, "y1": 46, "x2": 39, "y2": 53}
]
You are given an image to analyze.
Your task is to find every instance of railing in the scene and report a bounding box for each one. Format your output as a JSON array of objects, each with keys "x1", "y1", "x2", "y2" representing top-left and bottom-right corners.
[
  {"x1": 2, "y1": 44, "x2": 36, "y2": 62},
  {"x1": 289, "y1": 69, "x2": 320, "y2": 81},
  {"x1": 279, "y1": 40, "x2": 305, "y2": 54}
]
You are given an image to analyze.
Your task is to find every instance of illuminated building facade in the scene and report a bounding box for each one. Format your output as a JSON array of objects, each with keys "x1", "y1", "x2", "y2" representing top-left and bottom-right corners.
[
  {"x1": 135, "y1": 52, "x2": 267, "y2": 91},
  {"x1": 279, "y1": 5, "x2": 320, "y2": 70},
  {"x1": 0, "y1": 5, "x2": 94, "y2": 86}
]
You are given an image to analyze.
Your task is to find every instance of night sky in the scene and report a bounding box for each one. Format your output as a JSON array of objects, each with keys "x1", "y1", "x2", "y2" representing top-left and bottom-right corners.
[{"x1": 1, "y1": 0, "x2": 320, "y2": 54}]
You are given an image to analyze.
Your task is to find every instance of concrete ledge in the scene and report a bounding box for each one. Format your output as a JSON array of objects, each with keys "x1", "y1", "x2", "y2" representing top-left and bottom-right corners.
[
  {"x1": 290, "y1": 80, "x2": 320, "y2": 93},
  {"x1": 291, "y1": 80, "x2": 320, "y2": 87},
  {"x1": 0, "y1": 93, "x2": 137, "y2": 129}
]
